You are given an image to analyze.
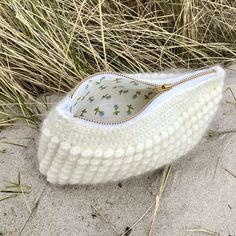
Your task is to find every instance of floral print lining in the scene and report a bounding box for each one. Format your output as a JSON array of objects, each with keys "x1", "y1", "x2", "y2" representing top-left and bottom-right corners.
[{"x1": 70, "y1": 75, "x2": 156, "y2": 122}]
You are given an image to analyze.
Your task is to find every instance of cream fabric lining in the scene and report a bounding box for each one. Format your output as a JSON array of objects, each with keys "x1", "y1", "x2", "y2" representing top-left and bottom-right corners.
[{"x1": 69, "y1": 75, "x2": 156, "y2": 123}]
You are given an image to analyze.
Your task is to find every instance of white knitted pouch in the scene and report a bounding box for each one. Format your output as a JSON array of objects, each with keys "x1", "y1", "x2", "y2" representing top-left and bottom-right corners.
[{"x1": 38, "y1": 66, "x2": 225, "y2": 185}]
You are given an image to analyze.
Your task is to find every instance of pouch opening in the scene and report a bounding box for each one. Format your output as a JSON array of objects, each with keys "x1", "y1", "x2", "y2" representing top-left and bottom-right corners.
[{"x1": 67, "y1": 75, "x2": 156, "y2": 123}]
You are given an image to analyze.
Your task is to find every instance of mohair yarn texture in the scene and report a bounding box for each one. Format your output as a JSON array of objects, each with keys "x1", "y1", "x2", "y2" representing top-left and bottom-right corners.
[{"x1": 38, "y1": 66, "x2": 225, "y2": 185}]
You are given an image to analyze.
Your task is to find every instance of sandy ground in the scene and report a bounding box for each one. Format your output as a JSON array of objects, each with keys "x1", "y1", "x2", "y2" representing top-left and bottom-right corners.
[{"x1": 0, "y1": 66, "x2": 236, "y2": 236}]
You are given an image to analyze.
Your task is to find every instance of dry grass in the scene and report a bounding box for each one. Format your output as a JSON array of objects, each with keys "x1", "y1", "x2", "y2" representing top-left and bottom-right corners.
[
  {"x1": 0, "y1": 172, "x2": 31, "y2": 209},
  {"x1": 1, "y1": 0, "x2": 236, "y2": 127},
  {"x1": 88, "y1": 166, "x2": 172, "y2": 236},
  {"x1": 187, "y1": 228, "x2": 219, "y2": 235},
  {"x1": 148, "y1": 165, "x2": 172, "y2": 236}
]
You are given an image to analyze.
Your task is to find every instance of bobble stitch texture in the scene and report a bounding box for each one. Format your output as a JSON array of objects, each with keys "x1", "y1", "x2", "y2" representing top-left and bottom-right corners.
[{"x1": 38, "y1": 67, "x2": 225, "y2": 185}]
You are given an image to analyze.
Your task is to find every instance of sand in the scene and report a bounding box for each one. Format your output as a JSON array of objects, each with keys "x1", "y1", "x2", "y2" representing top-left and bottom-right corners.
[{"x1": 0, "y1": 66, "x2": 236, "y2": 236}]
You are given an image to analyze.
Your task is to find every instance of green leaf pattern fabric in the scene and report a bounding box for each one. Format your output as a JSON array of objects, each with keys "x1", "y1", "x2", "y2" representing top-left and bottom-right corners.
[{"x1": 71, "y1": 76, "x2": 156, "y2": 123}]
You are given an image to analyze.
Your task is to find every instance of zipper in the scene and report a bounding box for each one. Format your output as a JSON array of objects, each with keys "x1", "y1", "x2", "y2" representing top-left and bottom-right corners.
[
  {"x1": 69, "y1": 68, "x2": 216, "y2": 125},
  {"x1": 68, "y1": 71, "x2": 165, "y2": 99},
  {"x1": 153, "y1": 68, "x2": 216, "y2": 94}
]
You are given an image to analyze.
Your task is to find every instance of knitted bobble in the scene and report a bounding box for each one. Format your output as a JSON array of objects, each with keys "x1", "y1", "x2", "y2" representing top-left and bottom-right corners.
[
  {"x1": 161, "y1": 131, "x2": 168, "y2": 139},
  {"x1": 60, "y1": 142, "x2": 71, "y2": 152},
  {"x1": 184, "y1": 120, "x2": 192, "y2": 129},
  {"x1": 167, "y1": 126, "x2": 175, "y2": 135},
  {"x1": 203, "y1": 114, "x2": 210, "y2": 123},
  {"x1": 175, "y1": 129, "x2": 182, "y2": 138},
  {"x1": 98, "y1": 166, "x2": 109, "y2": 173},
  {"x1": 190, "y1": 115, "x2": 197, "y2": 124},
  {"x1": 72, "y1": 168, "x2": 85, "y2": 179},
  {"x1": 126, "y1": 146, "x2": 135, "y2": 156},
  {"x1": 58, "y1": 174, "x2": 70, "y2": 185},
  {"x1": 213, "y1": 96, "x2": 220, "y2": 104},
  {"x1": 60, "y1": 159, "x2": 76, "y2": 177},
  {"x1": 136, "y1": 142, "x2": 145, "y2": 153},
  {"x1": 53, "y1": 142, "x2": 70, "y2": 162},
  {"x1": 174, "y1": 122, "x2": 180, "y2": 130},
  {"x1": 49, "y1": 136, "x2": 60, "y2": 147},
  {"x1": 197, "y1": 111, "x2": 204, "y2": 120},
  {"x1": 94, "y1": 148, "x2": 103, "y2": 158},
  {"x1": 142, "y1": 156, "x2": 151, "y2": 167},
  {"x1": 77, "y1": 158, "x2": 90, "y2": 165},
  {"x1": 46, "y1": 142, "x2": 70, "y2": 177},
  {"x1": 199, "y1": 97, "x2": 206, "y2": 105},
  {"x1": 145, "y1": 139, "x2": 153, "y2": 149},
  {"x1": 175, "y1": 140, "x2": 181, "y2": 148},
  {"x1": 110, "y1": 163, "x2": 120, "y2": 174},
  {"x1": 102, "y1": 159, "x2": 113, "y2": 166},
  {"x1": 162, "y1": 141, "x2": 168, "y2": 149},
  {"x1": 153, "y1": 145, "x2": 160, "y2": 153},
  {"x1": 115, "y1": 148, "x2": 125, "y2": 158},
  {"x1": 207, "y1": 101, "x2": 214, "y2": 109},
  {"x1": 167, "y1": 143, "x2": 175, "y2": 152},
  {"x1": 71, "y1": 146, "x2": 81, "y2": 155},
  {"x1": 38, "y1": 131, "x2": 51, "y2": 161},
  {"x1": 202, "y1": 106, "x2": 208, "y2": 114},
  {"x1": 123, "y1": 156, "x2": 133, "y2": 164},
  {"x1": 153, "y1": 134, "x2": 160, "y2": 143},
  {"x1": 69, "y1": 146, "x2": 81, "y2": 162},
  {"x1": 211, "y1": 88, "x2": 217, "y2": 96},
  {"x1": 39, "y1": 137, "x2": 60, "y2": 174},
  {"x1": 204, "y1": 93, "x2": 211, "y2": 101},
  {"x1": 133, "y1": 153, "x2": 143, "y2": 161},
  {"x1": 81, "y1": 148, "x2": 93, "y2": 158},
  {"x1": 186, "y1": 129, "x2": 193, "y2": 137},
  {"x1": 104, "y1": 148, "x2": 114, "y2": 158},
  {"x1": 144, "y1": 149, "x2": 153, "y2": 158},
  {"x1": 182, "y1": 111, "x2": 189, "y2": 120},
  {"x1": 180, "y1": 135, "x2": 188, "y2": 143},
  {"x1": 194, "y1": 102, "x2": 201, "y2": 110},
  {"x1": 47, "y1": 175, "x2": 58, "y2": 184},
  {"x1": 113, "y1": 158, "x2": 122, "y2": 166},
  {"x1": 192, "y1": 124, "x2": 199, "y2": 132},
  {"x1": 177, "y1": 116, "x2": 184, "y2": 124}
]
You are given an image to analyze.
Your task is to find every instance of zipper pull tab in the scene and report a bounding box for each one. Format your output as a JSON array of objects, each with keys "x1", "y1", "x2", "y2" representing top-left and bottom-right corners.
[{"x1": 154, "y1": 84, "x2": 173, "y2": 94}]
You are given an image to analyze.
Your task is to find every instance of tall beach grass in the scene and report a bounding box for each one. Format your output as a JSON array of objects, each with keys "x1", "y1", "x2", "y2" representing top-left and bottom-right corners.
[{"x1": 0, "y1": 0, "x2": 236, "y2": 127}]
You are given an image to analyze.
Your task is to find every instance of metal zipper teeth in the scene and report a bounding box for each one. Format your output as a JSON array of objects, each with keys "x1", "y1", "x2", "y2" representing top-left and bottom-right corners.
[
  {"x1": 154, "y1": 69, "x2": 216, "y2": 93},
  {"x1": 69, "y1": 71, "x2": 166, "y2": 98},
  {"x1": 70, "y1": 69, "x2": 216, "y2": 125}
]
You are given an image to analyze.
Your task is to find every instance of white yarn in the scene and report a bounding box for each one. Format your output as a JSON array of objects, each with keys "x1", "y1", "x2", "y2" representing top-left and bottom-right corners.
[{"x1": 38, "y1": 66, "x2": 225, "y2": 185}]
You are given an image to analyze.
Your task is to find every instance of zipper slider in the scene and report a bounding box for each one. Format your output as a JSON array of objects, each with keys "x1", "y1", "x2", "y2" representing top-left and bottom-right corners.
[{"x1": 154, "y1": 84, "x2": 173, "y2": 94}]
